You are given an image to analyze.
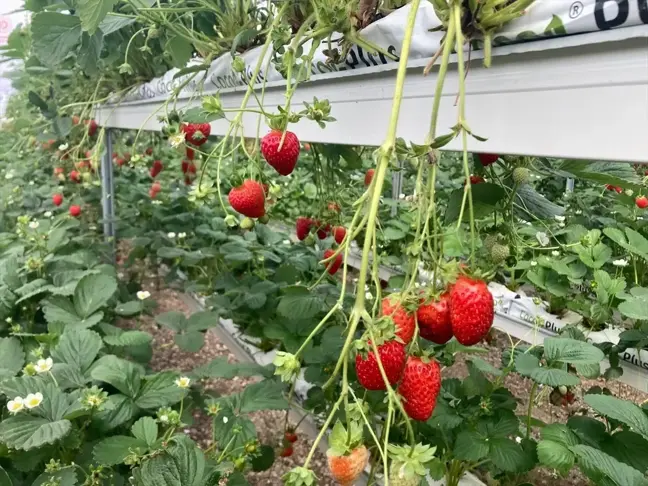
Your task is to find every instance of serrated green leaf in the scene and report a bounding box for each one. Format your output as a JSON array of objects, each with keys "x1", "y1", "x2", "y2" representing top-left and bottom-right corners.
[
  {"x1": 31, "y1": 12, "x2": 82, "y2": 67},
  {"x1": 155, "y1": 311, "x2": 187, "y2": 332},
  {"x1": 74, "y1": 273, "x2": 117, "y2": 318},
  {"x1": 115, "y1": 300, "x2": 143, "y2": 316},
  {"x1": 131, "y1": 417, "x2": 158, "y2": 447},
  {"x1": 277, "y1": 288, "x2": 323, "y2": 319},
  {"x1": 186, "y1": 311, "x2": 218, "y2": 331},
  {"x1": 544, "y1": 338, "x2": 605, "y2": 364},
  {"x1": 0, "y1": 415, "x2": 71, "y2": 451},
  {"x1": 135, "y1": 372, "x2": 186, "y2": 409},
  {"x1": 0, "y1": 337, "x2": 24, "y2": 379},
  {"x1": 488, "y1": 438, "x2": 529, "y2": 472},
  {"x1": 93, "y1": 436, "x2": 148, "y2": 466},
  {"x1": 91, "y1": 355, "x2": 143, "y2": 398},
  {"x1": 175, "y1": 332, "x2": 204, "y2": 352},
  {"x1": 537, "y1": 440, "x2": 575, "y2": 475},
  {"x1": 239, "y1": 381, "x2": 289, "y2": 413},
  {"x1": 584, "y1": 394, "x2": 648, "y2": 441},
  {"x1": 77, "y1": 0, "x2": 116, "y2": 35},
  {"x1": 618, "y1": 296, "x2": 648, "y2": 320},
  {"x1": 570, "y1": 444, "x2": 648, "y2": 486},
  {"x1": 104, "y1": 331, "x2": 152, "y2": 347},
  {"x1": 454, "y1": 430, "x2": 489, "y2": 461},
  {"x1": 52, "y1": 329, "x2": 102, "y2": 373}
]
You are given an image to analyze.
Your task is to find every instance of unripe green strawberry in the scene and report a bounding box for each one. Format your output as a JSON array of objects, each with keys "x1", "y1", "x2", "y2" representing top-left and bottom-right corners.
[
  {"x1": 483, "y1": 234, "x2": 499, "y2": 253},
  {"x1": 490, "y1": 243, "x2": 510, "y2": 263},
  {"x1": 240, "y1": 217, "x2": 255, "y2": 230},
  {"x1": 512, "y1": 167, "x2": 530, "y2": 185}
]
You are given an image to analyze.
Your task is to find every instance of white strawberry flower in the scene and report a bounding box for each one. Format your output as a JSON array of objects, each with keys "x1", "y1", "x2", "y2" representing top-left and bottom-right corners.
[
  {"x1": 44, "y1": 211, "x2": 52, "y2": 218},
  {"x1": 167, "y1": 232, "x2": 176, "y2": 238},
  {"x1": 29, "y1": 221, "x2": 39, "y2": 229},
  {"x1": 35, "y1": 357, "x2": 53, "y2": 373},
  {"x1": 169, "y1": 132, "x2": 185, "y2": 148},
  {"x1": 554, "y1": 215, "x2": 565, "y2": 222},
  {"x1": 178, "y1": 232, "x2": 186, "y2": 239},
  {"x1": 530, "y1": 261, "x2": 538, "y2": 267},
  {"x1": 613, "y1": 259, "x2": 629, "y2": 267},
  {"x1": 551, "y1": 250, "x2": 560, "y2": 257},
  {"x1": 136, "y1": 290, "x2": 151, "y2": 300},
  {"x1": 7, "y1": 396, "x2": 24, "y2": 414},
  {"x1": 24, "y1": 392, "x2": 43, "y2": 409},
  {"x1": 175, "y1": 376, "x2": 191, "y2": 389}
]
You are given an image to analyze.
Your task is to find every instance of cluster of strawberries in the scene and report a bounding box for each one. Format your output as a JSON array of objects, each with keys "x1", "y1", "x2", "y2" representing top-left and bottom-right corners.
[
  {"x1": 51, "y1": 192, "x2": 81, "y2": 218},
  {"x1": 356, "y1": 279, "x2": 494, "y2": 422},
  {"x1": 228, "y1": 130, "x2": 301, "y2": 220}
]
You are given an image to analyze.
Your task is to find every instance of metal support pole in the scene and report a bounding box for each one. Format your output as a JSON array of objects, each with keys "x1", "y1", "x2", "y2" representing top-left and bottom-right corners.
[
  {"x1": 101, "y1": 129, "x2": 116, "y2": 260},
  {"x1": 566, "y1": 178, "x2": 575, "y2": 193},
  {"x1": 391, "y1": 160, "x2": 404, "y2": 216}
]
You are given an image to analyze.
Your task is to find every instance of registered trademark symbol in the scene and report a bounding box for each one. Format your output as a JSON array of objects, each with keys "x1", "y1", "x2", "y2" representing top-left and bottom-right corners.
[{"x1": 570, "y1": 1, "x2": 585, "y2": 19}]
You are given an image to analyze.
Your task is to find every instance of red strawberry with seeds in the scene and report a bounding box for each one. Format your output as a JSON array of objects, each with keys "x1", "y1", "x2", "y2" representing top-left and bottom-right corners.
[
  {"x1": 186, "y1": 147, "x2": 195, "y2": 160},
  {"x1": 284, "y1": 431, "x2": 298, "y2": 443},
  {"x1": 54, "y1": 167, "x2": 64, "y2": 176},
  {"x1": 469, "y1": 175, "x2": 484, "y2": 185},
  {"x1": 449, "y1": 276, "x2": 494, "y2": 345},
  {"x1": 183, "y1": 122, "x2": 211, "y2": 146},
  {"x1": 323, "y1": 249, "x2": 342, "y2": 275},
  {"x1": 260, "y1": 130, "x2": 300, "y2": 176},
  {"x1": 116, "y1": 158, "x2": 126, "y2": 167},
  {"x1": 52, "y1": 194, "x2": 63, "y2": 207},
  {"x1": 398, "y1": 356, "x2": 441, "y2": 421},
  {"x1": 382, "y1": 296, "x2": 416, "y2": 344},
  {"x1": 364, "y1": 169, "x2": 375, "y2": 186},
  {"x1": 228, "y1": 179, "x2": 266, "y2": 218},
  {"x1": 69, "y1": 170, "x2": 81, "y2": 183},
  {"x1": 150, "y1": 160, "x2": 163, "y2": 178},
  {"x1": 85, "y1": 119, "x2": 98, "y2": 137},
  {"x1": 333, "y1": 226, "x2": 346, "y2": 245},
  {"x1": 184, "y1": 176, "x2": 193, "y2": 186},
  {"x1": 296, "y1": 217, "x2": 313, "y2": 241},
  {"x1": 417, "y1": 293, "x2": 453, "y2": 344},
  {"x1": 477, "y1": 153, "x2": 499, "y2": 166},
  {"x1": 151, "y1": 181, "x2": 161, "y2": 194},
  {"x1": 316, "y1": 221, "x2": 331, "y2": 240},
  {"x1": 355, "y1": 340, "x2": 406, "y2": 390},
  {"x1": 69, "y1": 205, "x2": 81, "y2": 217},
  {"x1": 280, "y1": 447, "x2": 293, "y2": 458},
  {"x1": 636, "y1": 196, "x2": 648, "y2": 209},
  {"x1": 145, "y1": 147, "x2": 154, "y2": 156}
]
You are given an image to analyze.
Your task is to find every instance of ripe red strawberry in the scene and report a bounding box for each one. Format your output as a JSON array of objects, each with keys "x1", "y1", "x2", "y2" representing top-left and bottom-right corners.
[
  {"x1": 69, "y1": 205, "x2": 81, "y2": 217},
  {"x1": 280, "y1": 447, "x2": 293, "y2": 458},
  {"x1": 116, "y1": 158, "x2": 126, "y2": 167},
  {"x1": 284, "y1": 431, "x2": 298, "y2": 443},
  {"x1": 54, "y1": 167, "x2": 64, "y2": 176},
  {"x1": 184, "y1": 176, "x2": 193, "y2": 186},
  {"x1": 85, "y1": 119, "x2": 98, "y2": 137},
  {"x1": 323, "y1": 249, "x2": 342, "y2": 275},
  {"x1": 296, "y1": 217, "x2": 313, "y2": 241},
  {"x1": 69, "y1": 170, "x2": 81, "y2": 183},
  {"x1": 181, "y1": 160, "x2": 197, "y2": 174},
  {"x1": 228, "y1": 179, "x2": 266, "y2": 218},
  {"x1": 315, "y1": 221, "x2": 331, "y2": 240},
  {"x1": 333, "y1": 226, "x2": 346, "y2": 245},
  {"x1": 151, "y1": 181, "x2": 161, "y2": 194},
  {"x1": 417, "y1": 293, "x2": 453, "y2": 344},
  {"x1": 327, "y1": 446, "x2": 369, "y2": 486},
  {"x1": 148, "y1": 188, "x2": 157, "y2": 199},
  {"x1": 355, "y1": 340, "x2": 406, "y2": 390},
  {"x1": 150, "y1": 160, "x2": 163, "y2": 178},
  {"x1": 398, "y1": 356, "x2": 441, "y2": 421},
  {"x1": 636, "y1": 196, "x2": 648, "y2": 209},
  {"x1": 260, "y1": 130, "x2": 300, "y2": 176},
  {"x1": 449, "y1": 276, "x2": 494, "y2": 345},
  {"x1": 145, "y1": 147, "x2": 154, "y2": 156},
  {"x1": 364, "y1": 169, "x2": 375, "y2": 186},
  {"x1": 182, "y1": 122, "x2": 211, "y2": 146},
  {"x1": 186, "y1": 147, "x2": 195, "y2": 160},
  {"x1": 469, "y1": 175, "x2": 484, "y2": 185},
  {"x1": 52, "y1": 194, "x2": 63, "y2": 207},
  {"x1": 477, "y1": 153, "x2": 499, "y2": 166},
  {"x1": 382, "y1": 296, "x2": 416, "y2": 344}
]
